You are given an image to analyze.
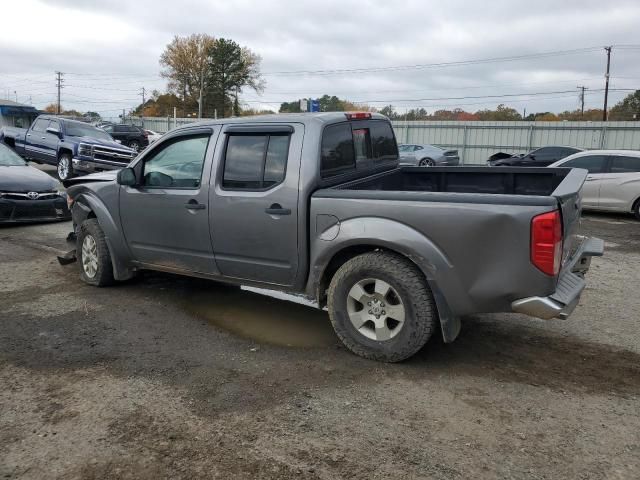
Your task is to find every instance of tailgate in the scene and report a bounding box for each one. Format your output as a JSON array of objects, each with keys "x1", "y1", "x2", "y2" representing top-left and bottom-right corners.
[{"x1": 551, "y1": 168, "x2": 588, "y2": 265}]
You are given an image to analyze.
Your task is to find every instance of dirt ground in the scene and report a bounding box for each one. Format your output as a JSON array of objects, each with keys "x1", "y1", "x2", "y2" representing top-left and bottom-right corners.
[{"x1": 1, "y1": 195, "x2": 639, "y2": 478}]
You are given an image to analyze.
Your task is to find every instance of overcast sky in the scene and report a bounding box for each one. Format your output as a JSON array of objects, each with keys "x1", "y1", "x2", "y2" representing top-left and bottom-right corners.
[{"x1": 1, "y1": 0, "x2": 639, "y2": 118}]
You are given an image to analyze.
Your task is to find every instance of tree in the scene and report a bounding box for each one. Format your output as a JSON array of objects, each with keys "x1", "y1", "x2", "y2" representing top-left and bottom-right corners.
[
  {"x1": 44, "y1": 103, "x2": 58, "y2": 113},
  {"x1": 609, "y1": 90, "x2": 640, "y2": 121},
  {"x1": 160, "y1": 34, "x2": 215, "y2": 117},
  {"x1": 205, "y1": 38, "x2": 265, "y2": 117},
  {"x1": 475, "y1": 104, "x2": 522, "y2": 121}
]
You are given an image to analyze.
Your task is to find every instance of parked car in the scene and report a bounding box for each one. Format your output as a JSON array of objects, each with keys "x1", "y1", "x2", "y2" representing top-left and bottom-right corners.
[
  {"x1": 63, "y1": 112, "x2": 602, "y2": 362},
  {"x1": 0, "y1": 143, "x2": 70, "y2": 224},
  {"x1": 0, "y1": 115, "x2": 136, "y2": 181},
  {"x1": 398, "y1": 143, "x2": 459, "y2": 166},
  {"x1": 144, "y1": 129, "x2": 162, "y2": 143},
  {"x1": 549, "y1": 150, "x2": 640, "y2": 219},
  {"x1": 101, "y1": 124, "x2": 149, "y2": 152},
  {"x1": 487, "y1": 146, "x2": 583, "y2": 166}
]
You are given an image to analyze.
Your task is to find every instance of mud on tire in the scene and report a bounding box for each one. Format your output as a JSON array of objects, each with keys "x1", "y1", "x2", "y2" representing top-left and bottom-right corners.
[{"x1": 327, "y1": 251, "x2": 437, "y2": 362}]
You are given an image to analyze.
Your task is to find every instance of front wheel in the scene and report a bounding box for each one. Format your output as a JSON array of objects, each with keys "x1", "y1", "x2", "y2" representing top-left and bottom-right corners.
[
  {"x1": 128, "y1": 140, "x2": 140, "y2": 152},
  {"x1": 327, "y1": 251, "x2": 437, "y2": 362},
  {"x1": 77, "y1": 219, "x2": 115, "y2": 286},
  {"x1": 57, "y1": 153, "x2": 75, "y2": 180}
]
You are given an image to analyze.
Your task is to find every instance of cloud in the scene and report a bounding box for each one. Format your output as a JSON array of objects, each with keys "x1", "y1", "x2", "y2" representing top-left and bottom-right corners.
[{"x1": 1, "y1": 0, "x2": 638, "y2": 116}]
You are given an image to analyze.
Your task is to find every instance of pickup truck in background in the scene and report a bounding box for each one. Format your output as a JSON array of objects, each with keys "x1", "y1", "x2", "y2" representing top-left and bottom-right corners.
[
  {"x1": 0, "y1": 115, "x2": 135, "y2": 180},
  {"x1": 63, "y1": 112, "x2": 603, "y2": 362}
]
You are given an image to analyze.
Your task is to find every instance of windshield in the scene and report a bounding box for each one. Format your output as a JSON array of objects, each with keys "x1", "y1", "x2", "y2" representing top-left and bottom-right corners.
[
  {"x1": 398, "y1": 145, "x2": 412, "y2": 152},
  {"x1": 64, "y1": 122, "x2": 113, "y2": 141},
  {"x1": 0, "y1": 144, "x2": 27, "y2": 166}
]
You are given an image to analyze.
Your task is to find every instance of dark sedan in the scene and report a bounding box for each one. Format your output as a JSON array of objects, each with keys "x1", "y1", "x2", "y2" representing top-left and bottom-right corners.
[
  {"x1": 0, "y1": 144, "x2": 70, "y2": 224},
  {"x1": 487, "y1": 146, "x2": 583, "y2": 166}
]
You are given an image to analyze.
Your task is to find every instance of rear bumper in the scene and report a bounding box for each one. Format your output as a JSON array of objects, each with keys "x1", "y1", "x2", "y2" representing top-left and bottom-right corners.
[
  {"x1": 72, "y1": 157, "x2": 128, "y2": 174},
  {"x1": 511, "y1": 236, "x2": 604, "y2": 320}
]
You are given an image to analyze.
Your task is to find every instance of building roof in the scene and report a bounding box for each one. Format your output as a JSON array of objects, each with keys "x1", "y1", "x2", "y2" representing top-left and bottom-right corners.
[{"x1": 0, "y1": 99, "x2": 35, "y2": 108}]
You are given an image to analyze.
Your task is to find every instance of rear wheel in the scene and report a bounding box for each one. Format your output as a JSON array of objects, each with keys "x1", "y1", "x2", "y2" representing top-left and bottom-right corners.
[
  {"x1": 419, "y1": 158, "x2": 435, "y2": 167},
  {"x1": 128, "y1": 140, "x2": 140, "y2": 152},
  {"x1": 633, "y1": 199, "x2": 640, "y2": 220},
  {"x1": 327, "y1": 251, "x2": 437, "y2": 362},
  {"x1": 57, "y1": 153, "x2": 74, "y2": 180},
  {"x1": 77, "y1": 219, "x2": 114, "y2": 286}
]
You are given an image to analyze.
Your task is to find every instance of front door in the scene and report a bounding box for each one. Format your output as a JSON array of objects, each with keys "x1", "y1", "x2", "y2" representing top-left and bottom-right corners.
[
  {"x1": 41, "y1": 119, "x2": 60, "y2": 159},
  {"x1": 25, "y1": 118, "x2": 54, "y2": 162},
  {"x1": 119, "y1": 128, "x2": 219, "y2": 274},
  {"x1": 209, "y1": 124, "x2": 303, "y2": 286}
]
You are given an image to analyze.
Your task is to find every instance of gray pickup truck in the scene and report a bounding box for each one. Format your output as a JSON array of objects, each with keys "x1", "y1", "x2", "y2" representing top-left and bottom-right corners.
[{"x1": 63, "y1": 112, "x2": 603, "y2": 362}]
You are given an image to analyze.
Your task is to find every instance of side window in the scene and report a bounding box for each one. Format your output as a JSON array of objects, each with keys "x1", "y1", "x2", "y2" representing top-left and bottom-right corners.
[
  {"x1": 415, "y1": 146, "x2": 423, "y2": 151},
  {"x1": 102, "y1": 125, "x2": 113, "y2": 133},
  {"x1": 609, "y1": 156, "x2": 640, "y2": 173},
  {"x1": 114, "y1": 125, "x2": 126, "y2": 133},
  {"x1": 370, "y1": 121, "x2": 398, "y2": 162},
  {"x1": 143, "y1": 134, "x2": 209, "y2": 188},
  {"x1": 321, "y1": 123, "x2": 355, "y2": 178},
  {"x1": 561, "y1": 155, "x2": 607, "y2": 174},
  {"x1": 31, "y1": 119, "x2": 49, "y2": 132},
  {"x1": 222, "y1": 134, "x2": 290, "y2": 189}
]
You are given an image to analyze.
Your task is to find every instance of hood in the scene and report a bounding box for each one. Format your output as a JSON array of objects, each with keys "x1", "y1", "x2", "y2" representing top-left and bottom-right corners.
[
  {"x1": 73, "y1": 135, "x2": 134, "y2": 152},
  {"x1": 0, "y1": 165, "x2": 58, "y2": 193},
  {"x1": 62, "y1": 170, "x2": 118, "y2": 188}
]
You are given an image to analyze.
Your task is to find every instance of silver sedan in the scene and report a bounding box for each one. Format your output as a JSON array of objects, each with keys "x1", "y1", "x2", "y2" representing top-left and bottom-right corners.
[{"x1": 398, "y1": 144, "x2": 460, "y2": 166}]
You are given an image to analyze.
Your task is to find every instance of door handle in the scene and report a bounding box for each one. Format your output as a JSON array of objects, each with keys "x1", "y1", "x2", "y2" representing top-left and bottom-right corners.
[
  {"x1": 185, "y1": 199, "x2": 206, "y2": 210},
  {"x1": 26, "y1": 133, "x2": 31, "y2": 137},
  {"x1": 41, "y1": 136, "x2": 46, "y2": 139},
  {"x1": 265, "y1": 203, "x2": 291, "y2": 215}
]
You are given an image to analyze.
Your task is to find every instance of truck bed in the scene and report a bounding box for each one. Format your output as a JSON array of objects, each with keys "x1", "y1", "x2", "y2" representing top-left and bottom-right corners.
[{"x1": 331, "y1": 166, "x2": 572, "y2": 198}]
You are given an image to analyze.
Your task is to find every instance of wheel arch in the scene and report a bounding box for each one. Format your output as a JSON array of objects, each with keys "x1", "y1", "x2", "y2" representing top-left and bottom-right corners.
[
  {"x1": 72, "y1": 192, "x2": 135, "y2": 281},
  {"x1": 310, "y1": 218, "x2": 463, "y2": 342}
]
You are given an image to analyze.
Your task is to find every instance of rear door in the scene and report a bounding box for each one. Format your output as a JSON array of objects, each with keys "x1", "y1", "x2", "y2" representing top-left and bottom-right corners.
[
  {"x1": 559, "y1": 155, "x2": 608, "y2": 207},
  {"x1": 597, "y1": 155, "x2": 640, "y2": 211},
  {"x1": 209, "y1": 123, "x2": 303, "y2": 286},
  {"x1": 25, "y1": 118, "x2": 53, "y2": 162}
]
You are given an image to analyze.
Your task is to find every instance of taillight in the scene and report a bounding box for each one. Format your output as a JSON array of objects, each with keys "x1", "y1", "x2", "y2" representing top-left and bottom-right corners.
[
  {"x1": 531, "y1": 211, "x2": 563, "y2": 276},
  {"x1": 345, "y1": 112, "x2": 372, "y2": 120}
]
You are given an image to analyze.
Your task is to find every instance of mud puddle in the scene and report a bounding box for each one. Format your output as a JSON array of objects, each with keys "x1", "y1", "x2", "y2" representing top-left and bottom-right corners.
[{"x1": 182, "y1": 284, "x2": 337, "y2": 348}]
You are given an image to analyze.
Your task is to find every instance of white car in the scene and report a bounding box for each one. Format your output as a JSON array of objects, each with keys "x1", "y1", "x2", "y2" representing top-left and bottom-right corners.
[
  {"x1": 144, "y1": 129, "x2": 162, "y2": 143},
  {"x1": 549, "y1": 150, "x2": 640, "y2": 219}
]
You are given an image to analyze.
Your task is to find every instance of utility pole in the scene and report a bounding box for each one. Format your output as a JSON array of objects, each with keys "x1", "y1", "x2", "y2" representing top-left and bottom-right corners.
[
  {"x1": 602, "y1": 46, "x2": 612, "y2": 121},
  {"x1": 198, "y1": 65, "x2": 205, "y2": 119},
  {"x1": 140, "y1": 87, "x2": 146, "y2": 127},
  {"x1": 55, "y1": 71, "x2": 64, "y2": 115},
  {"x1": 577, "y1": 86, "x2": 587, "y2": 117}
]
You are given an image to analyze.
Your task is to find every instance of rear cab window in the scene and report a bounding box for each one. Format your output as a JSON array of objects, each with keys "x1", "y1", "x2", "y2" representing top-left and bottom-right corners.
[{"x1": 320, "y1": 119, "x2": 398, "y2": 179}]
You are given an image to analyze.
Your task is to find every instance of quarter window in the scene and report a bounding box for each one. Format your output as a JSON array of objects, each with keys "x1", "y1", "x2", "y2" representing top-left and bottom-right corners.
[
  {"x1": 321, "y1": 123, "x2": 356, "y2": 178},
  {"x1": 561, "y1": 155, "x2": 607, "y2": 174},
  {"x1": 143, "y1": 134, "x2": 209, "y2": 188},
  {"x1": 610, "y1": 156, "x2": 640, "y2": 173},
  {"x1": 222, "y1": 134, "x2": 290, "y2": 189}
]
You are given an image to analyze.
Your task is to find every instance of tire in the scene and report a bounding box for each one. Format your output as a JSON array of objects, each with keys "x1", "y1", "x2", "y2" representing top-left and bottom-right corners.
[
  {"x1": 77, "y1": 219, "x2": 115, "y2": 286},
  {"x1": 633, "y1": 199, "x2": 640, "y2": 221},
  {"x1": 57, "y1": 153, "x2": 75, "y2": 180},
  {"x1": 419, "y1": 158, "x2": 435, "y2": 167},
  {"x1": 128, "y1": 140, "x2": 140, "y2": 152},
  {"x1": 327, "y1": 251, "x2": 437, "y2": 362}
]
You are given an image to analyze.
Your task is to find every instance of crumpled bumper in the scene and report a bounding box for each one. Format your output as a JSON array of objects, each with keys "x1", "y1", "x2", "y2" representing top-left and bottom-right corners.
[{"x1": 511, "y1": 236, "x2": 604, "y2": 320}]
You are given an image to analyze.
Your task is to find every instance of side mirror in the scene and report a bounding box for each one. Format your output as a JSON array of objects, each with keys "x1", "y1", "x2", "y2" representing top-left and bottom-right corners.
[
  {"x1": 117, "y1": 167, "x2": 137, "y2": 186},
  {"x1": 46, "y1": 127, "x2": 60, "y2": 136}
]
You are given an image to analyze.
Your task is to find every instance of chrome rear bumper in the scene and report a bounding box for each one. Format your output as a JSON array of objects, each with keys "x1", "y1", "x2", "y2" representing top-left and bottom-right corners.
[{"x1": 511, "y1": 236, "x2": 604, "y2": 320}]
